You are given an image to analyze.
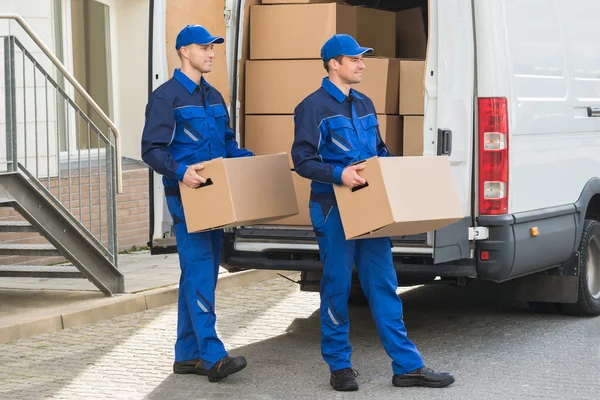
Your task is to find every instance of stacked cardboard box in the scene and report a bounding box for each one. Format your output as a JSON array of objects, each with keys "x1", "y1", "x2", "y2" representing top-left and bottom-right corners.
[
  {"x1": 238, "y1": 2, "x2": 464, "y2": 238},
  {"x1": 245, "y1": 1, "x2": 402, "y2": 225},
  {"x1": 247, "y1": 2, "x2": 353, "y2": 225},
  {"x1": 399, "y1": 60, "x2": 425, "y2": 156},
  {"x1": 396, "y1": 7, "x2": 427, "y2": 156}
]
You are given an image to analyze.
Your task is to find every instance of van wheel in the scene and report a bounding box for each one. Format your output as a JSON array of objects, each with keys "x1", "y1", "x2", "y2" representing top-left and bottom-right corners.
[{"x1": 563, "y1": 220, "x2": 600, "y2": 316}]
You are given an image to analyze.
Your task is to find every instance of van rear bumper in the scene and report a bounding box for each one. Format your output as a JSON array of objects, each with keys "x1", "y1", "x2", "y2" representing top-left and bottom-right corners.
[
  {"x1": 476, "y1": 205, "x2": 579, "y2": 282},
  {"x1": 224, "y1": 250, "x2": 477, "y2": 278}
]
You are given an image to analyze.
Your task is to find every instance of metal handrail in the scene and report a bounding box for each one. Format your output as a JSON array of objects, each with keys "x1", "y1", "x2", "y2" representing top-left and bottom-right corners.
[{"x1": 0, "y1": 13, "x2": 123, "y2": 193}]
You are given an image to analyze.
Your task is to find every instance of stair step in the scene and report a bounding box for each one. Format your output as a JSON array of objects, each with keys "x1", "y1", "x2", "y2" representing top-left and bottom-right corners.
[
  {"x1": 0, "y1": 243, "x2": 61, "y2": 256},
  {"x1": 0, "y1": 264, "x2": 83, "y2": 278},
  {"x1": 0, "y1": 220, "x2": 37, "y2": 233},
  {"x1": 0, "y1": 198, "x2": 15, "y2": 207}
]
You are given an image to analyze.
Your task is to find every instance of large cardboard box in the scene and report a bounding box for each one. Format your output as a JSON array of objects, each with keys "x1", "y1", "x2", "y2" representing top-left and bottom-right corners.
[
  {"x1": 399, "y1": 60, "x2": 425, "y2": 115},
  {"x1": 179, "y1": 154, "x2": 299, "y2": 232},
  {"x1": 245, "y1": 58, "x2": 398, "y2": 114},
  {"x1": 396, "y1": 8, "x2": 427, "y2": 59},
  {"x1": 244, "y1": 115, "x2": 403, "y2": 161},
  {"x1": 245, "y1": 115, "x2": 295, "y2": 167},
  {"x1": 266, "y1": 172, "x2": 312, "y2": 225},
  {"x1": 250, "y1": 3, "x2": 357, "y2": 60},
  {"x1": 379, "y1": 115, "x2": 402, "y2": 156},
  {"x1": 357, "y1": 7, "x2": 396, "y2": 58},
  {"x1": 262, "y1": 0, "x2": 345, "y2": 3},
  {"x1": 333, "y1": 156, "x2": 463, "y2": 239},
  {"x1": 360, "y1": 57, "x2": 399, "y2": 114},
  {"x1": 246, "y1": 60, "x2": 323, "y2": 114},
  {"x1": 403, "y1": 116, "x2": 423, "y2": 156}
]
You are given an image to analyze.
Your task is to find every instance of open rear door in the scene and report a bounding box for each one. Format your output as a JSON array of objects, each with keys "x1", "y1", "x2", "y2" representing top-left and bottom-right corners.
[{"x1": 425, "y1": 0, "x2": 475, "y2": 263}]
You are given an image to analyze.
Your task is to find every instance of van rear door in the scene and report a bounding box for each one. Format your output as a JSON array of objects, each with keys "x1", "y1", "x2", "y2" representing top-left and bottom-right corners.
[{"x1": 427, "y1": 0, "x2": 475, "y2": 263}]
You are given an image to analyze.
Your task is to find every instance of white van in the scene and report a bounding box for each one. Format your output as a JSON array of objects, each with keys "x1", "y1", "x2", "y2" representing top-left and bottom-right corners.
[{"x1": 148, "y1": 0, "x2": 600, "y2": 316}]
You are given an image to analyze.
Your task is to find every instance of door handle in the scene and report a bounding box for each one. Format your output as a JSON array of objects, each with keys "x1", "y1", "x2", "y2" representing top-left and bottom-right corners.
[
  {"x1": 437, "y1": 129, "x2": 452, "y2": 156},
  {"x1": 587, "y1": 107, "x2": 600, "y2": 117}
]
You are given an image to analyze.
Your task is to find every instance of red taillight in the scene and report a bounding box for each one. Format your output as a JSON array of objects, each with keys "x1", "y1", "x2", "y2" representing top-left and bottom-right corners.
[{"x1": 478, "y1": 97, "x2": 509, "y2": 215}]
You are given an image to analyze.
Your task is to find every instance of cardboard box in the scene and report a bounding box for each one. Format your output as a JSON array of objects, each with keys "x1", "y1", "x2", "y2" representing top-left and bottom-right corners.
[
  {"x1": 357, "y1": 7, "x2": 396, "y2": 58},
  {"x1": 379, "y1": 115, "x2": 402, "y2": 156},
  {"x1": 245, "y1": 115, "x2": 295, "y2": 167},
  {"x1": 266, "y1": 172, "x2": 312, "y2": 225},
  {"x1": 179, "y1": 154, "x2": 299, "y2": 232},
  {"x1": 361, "y1": 57, "x2": 399, "y2": 114},
  {"x1": 246, "y1": 60, "x2": 324, "y2": 114},
  {"x1": 396, "y1": 8, "x2": 427, "y2": 59},
  {"x1": 399, "y1": 60, "x2": 425, "y2": 115},
  {"x1": 245, "y1": 58, "x2": 398, "y2": 114},
  {"x1": 244, "y1": 114, "x2": 402, "y2": 160},
  {"x1": 403, "y1": 116, "x2": 423, "y2": 156},
  {"x1": 333, "y1": 156, "x2": 463, "y2": 239},
  {"x1": 250, "y1": 3, "x2": 357, "y2": 60},
  {"x1": 262, "y1": 0, "x2": 345, "y2": 3}
]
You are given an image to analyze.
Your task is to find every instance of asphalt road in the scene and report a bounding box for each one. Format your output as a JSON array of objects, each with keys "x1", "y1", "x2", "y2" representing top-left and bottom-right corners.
[{"x1": 1, "y1": 277, "x2": 599, "y2": 399}]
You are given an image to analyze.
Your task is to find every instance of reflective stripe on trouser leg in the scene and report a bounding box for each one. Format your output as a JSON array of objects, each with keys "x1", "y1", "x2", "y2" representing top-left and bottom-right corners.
[
  {"x1": 310, "y1": 202, "x2": 356, "y2": 372},
  {"x1": 355, "y1": 237, "x2": 424, "y2": 375}
]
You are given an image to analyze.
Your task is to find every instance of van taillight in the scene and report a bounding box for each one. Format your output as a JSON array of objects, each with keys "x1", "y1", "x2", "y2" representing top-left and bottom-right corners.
[{"x1": 478, "y1": 97, "x2": 508, "y2": 215}]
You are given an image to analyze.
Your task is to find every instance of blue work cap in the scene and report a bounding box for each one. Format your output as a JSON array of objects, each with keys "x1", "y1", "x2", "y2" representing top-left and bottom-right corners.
[
  {"x1": 320, "y1": 34, "x2": 373, "y2": 61},
  {"x1": 175, "y1": 25, "x2": 224, "y2": 50}
]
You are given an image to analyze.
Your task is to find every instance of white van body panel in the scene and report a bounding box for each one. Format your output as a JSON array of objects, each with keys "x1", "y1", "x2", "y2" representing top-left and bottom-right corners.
[{"x1": 474, "y1": 0, "x2": 600, "y2": 214}]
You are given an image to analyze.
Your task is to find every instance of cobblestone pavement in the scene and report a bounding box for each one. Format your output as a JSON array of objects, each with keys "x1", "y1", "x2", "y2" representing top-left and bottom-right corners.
[{"x1": 1, "y1": 275, "x2": 599, "y2": 400}]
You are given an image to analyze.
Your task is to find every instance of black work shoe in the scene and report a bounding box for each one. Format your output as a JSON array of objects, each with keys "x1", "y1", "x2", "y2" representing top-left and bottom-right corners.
[
  {"x1": 207, "y1": 356, "x2": 247, "y2": 382},
  {"x1": 393, "y1": 366, "x2": 455, "y2": 388},
  {"x1": 330, "y1": 368, "x2": 359, "y2": 391},
  {"x1": 173, "y1": 358, "x2": 208, "y2": 375}
]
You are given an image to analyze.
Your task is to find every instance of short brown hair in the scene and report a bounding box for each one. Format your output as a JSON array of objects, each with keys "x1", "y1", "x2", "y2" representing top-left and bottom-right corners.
[{"x1": 323, "y1": 55, "x2": 344, "y2": 72}]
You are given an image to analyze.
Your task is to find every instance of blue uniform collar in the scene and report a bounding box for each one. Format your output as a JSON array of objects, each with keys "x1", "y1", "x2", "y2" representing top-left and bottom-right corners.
[
  {"x1": 174, "y1": 69, "x2": 210, "y2": 95},
  {"x1": 321, "y1": 77, "x2": 363, "y2": 103}
]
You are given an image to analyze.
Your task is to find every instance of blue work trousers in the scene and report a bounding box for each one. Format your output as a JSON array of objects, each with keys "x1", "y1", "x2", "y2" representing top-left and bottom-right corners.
[
  {"x1": 310, "y1": 201, "x2": 424, "y2": 375},
  {"x1": 166, "y1": 194, "x2": 228, "y2": 369}
]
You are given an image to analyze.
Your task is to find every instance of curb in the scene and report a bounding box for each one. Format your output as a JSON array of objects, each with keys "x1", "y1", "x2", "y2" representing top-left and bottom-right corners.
[{"x1": 0, "y1": 269, "x2": 296, "y2": 344}]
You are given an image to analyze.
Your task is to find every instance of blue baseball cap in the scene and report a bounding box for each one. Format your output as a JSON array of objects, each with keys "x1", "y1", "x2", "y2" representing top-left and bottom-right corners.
[
  {"x1": 320, "y1": 34, "x2": 373, "y2": 61},
  {"x1": 175, "y1": 25, "x2": 224, "y2": 50}
]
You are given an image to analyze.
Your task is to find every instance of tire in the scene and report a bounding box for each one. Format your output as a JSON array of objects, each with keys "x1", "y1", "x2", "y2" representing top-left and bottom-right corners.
[{"x1": 562, "y1": 220, "x2": 600, "y2": 316}]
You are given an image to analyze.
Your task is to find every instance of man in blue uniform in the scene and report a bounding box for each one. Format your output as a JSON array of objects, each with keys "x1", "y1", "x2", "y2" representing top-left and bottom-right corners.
[
  {"x1": 141, "y1": 25, "x2": 251, "y2": 382},
  {"x1": 291, "y1": 34, "x2": 455, "y2": 392}
]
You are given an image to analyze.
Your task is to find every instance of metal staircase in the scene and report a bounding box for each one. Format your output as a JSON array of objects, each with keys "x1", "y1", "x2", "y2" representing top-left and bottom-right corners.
[{"x1": 0, "y1": 14, "x2": 124, "y2": 295}]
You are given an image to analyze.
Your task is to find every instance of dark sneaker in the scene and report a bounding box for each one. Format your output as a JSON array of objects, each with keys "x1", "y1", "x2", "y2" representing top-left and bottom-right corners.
[
  {"x1": 173, "y1": 358, "x2": 208, "y2": 375},
  {"x1": 393, "y1": 366, "x2": 455, "y2": 388},
  {"x1": 207, "y1": 356, "x2": 247, "y2": 382},
  {"x1": 330, "y1": 368, "x2": 359, "y2": 392}
]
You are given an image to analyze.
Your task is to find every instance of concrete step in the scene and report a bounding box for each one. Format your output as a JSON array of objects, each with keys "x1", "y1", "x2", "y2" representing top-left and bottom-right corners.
[
  {"x1": 0, "y1": 243, "x2": 61, "y2": 256},
  {"x1": 0, "y1": 220, "x2": 37, "y2": 233},
  {"x1": 0, "y1": 264, "x2": 83, "y2": 278}
]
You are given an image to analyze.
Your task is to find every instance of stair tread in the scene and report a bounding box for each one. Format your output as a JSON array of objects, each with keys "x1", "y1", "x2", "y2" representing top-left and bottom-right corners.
[
  {"x1": 0, "y1": 220, "x2": 32, "y2": 227},
  {"x1": 0, "y1": 264, "x2": 83, "y2": 278},
  {"x1": 0, "y1": 264, "x2": 79, "y2": 273},
  {"x1": 0, "y1": 243, "x2": 56, "y2": 250}
]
